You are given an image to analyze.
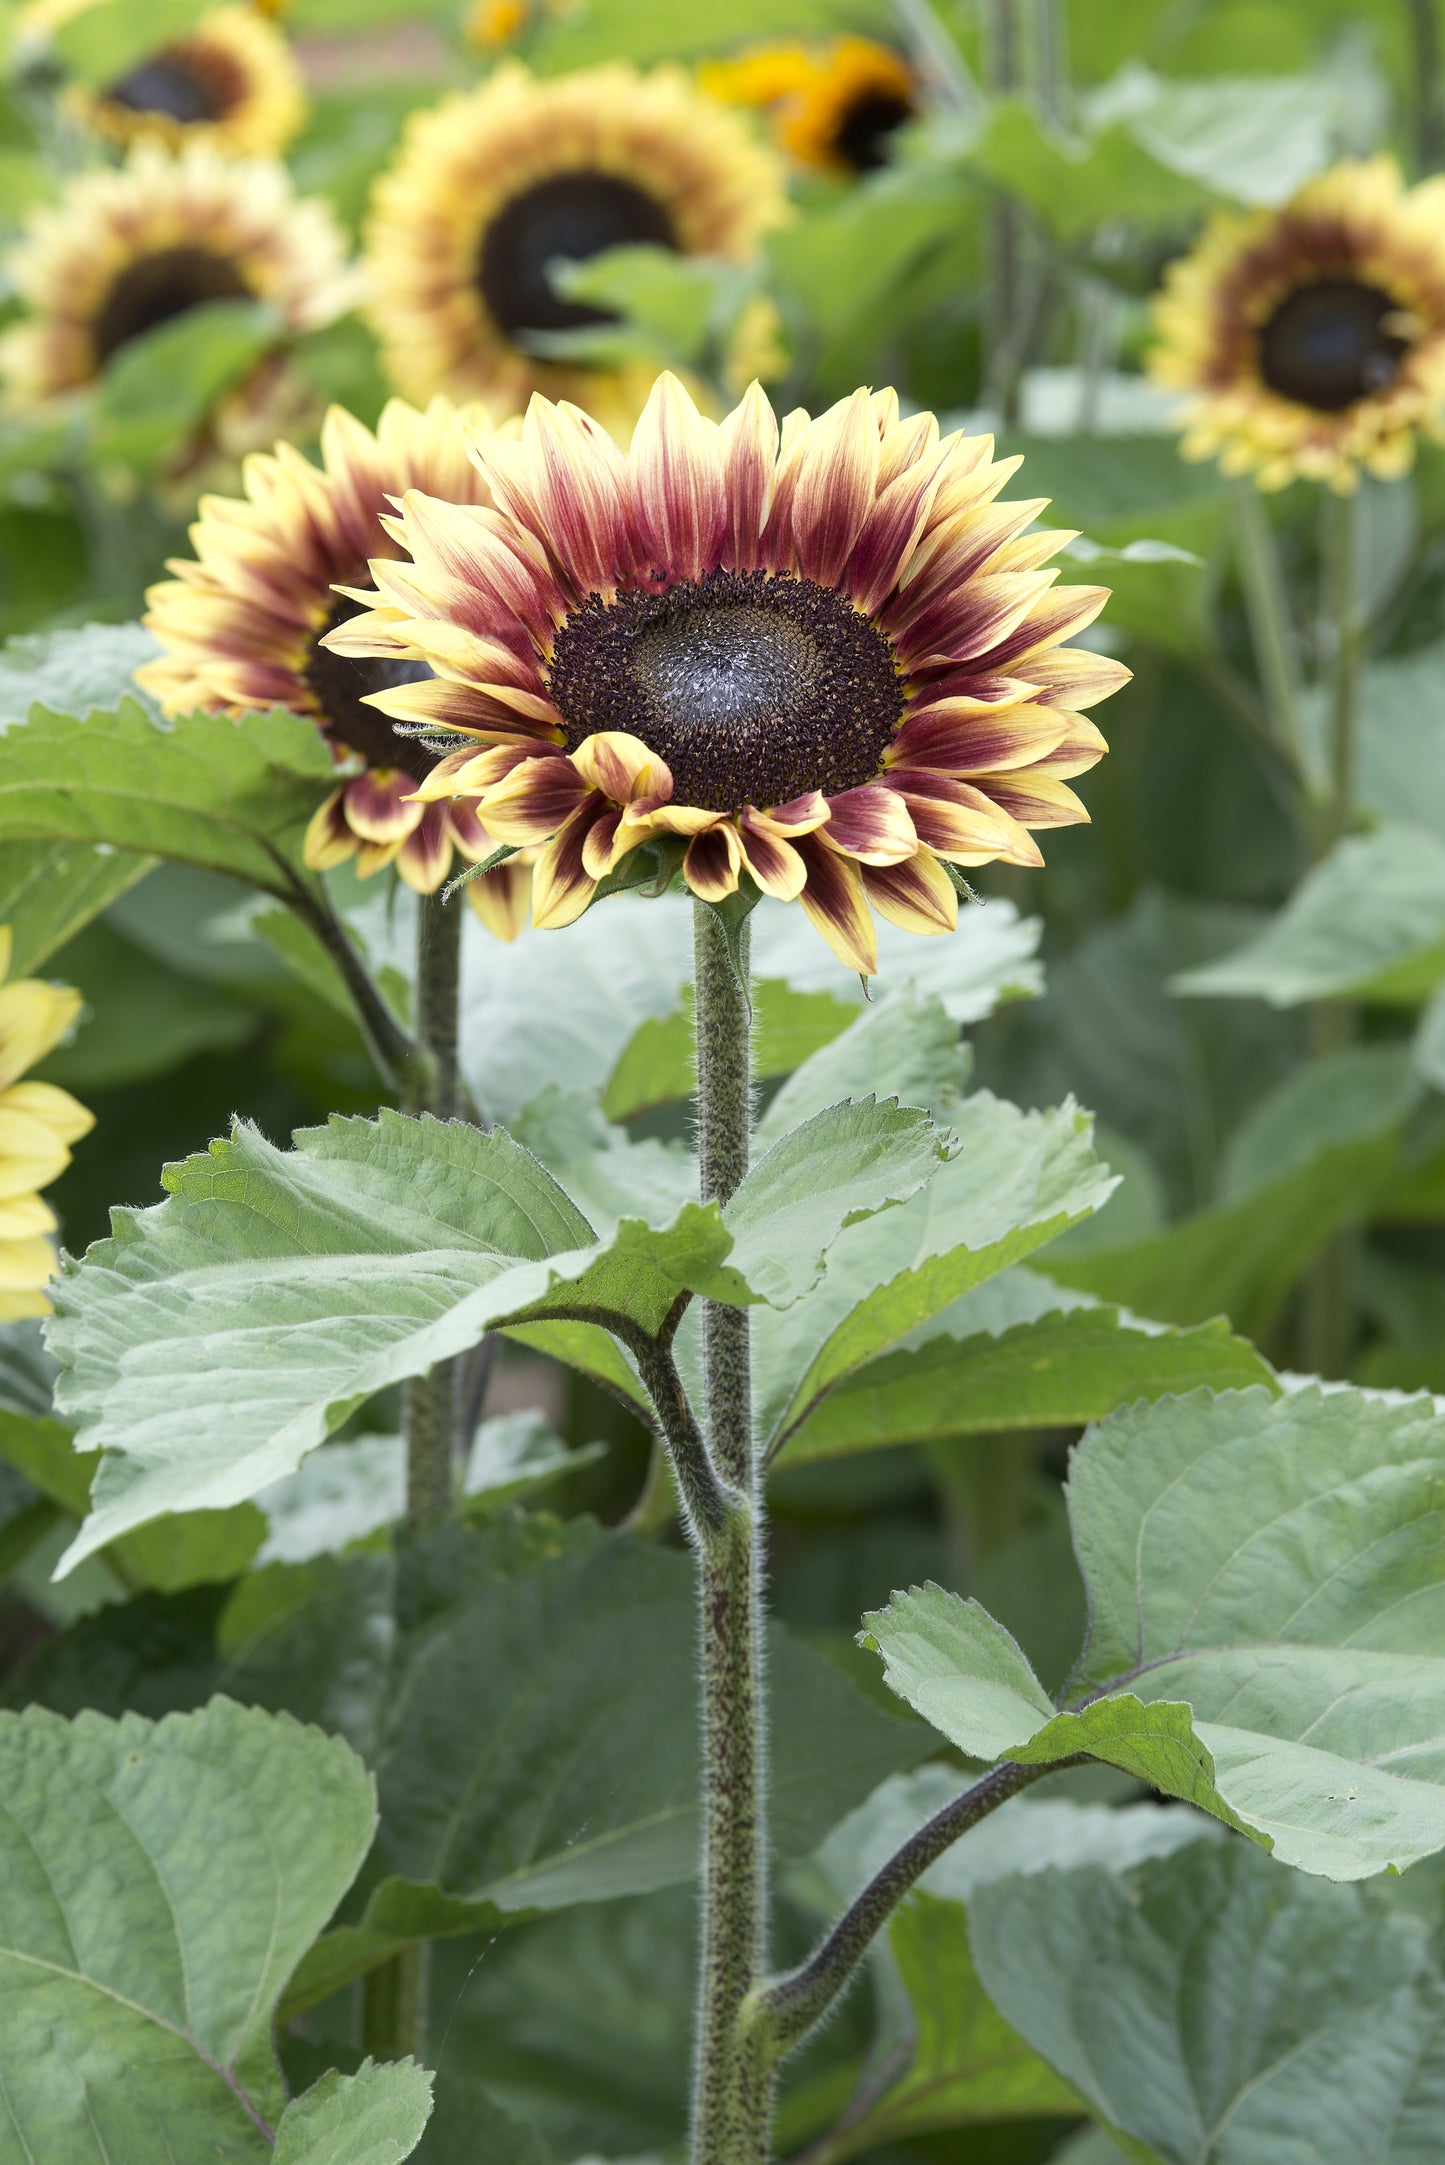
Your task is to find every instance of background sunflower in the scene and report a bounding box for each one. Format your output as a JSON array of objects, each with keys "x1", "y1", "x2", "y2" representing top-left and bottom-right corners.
[{"x1": 69, "y1": 5, "x2": 307, "y2": 158}]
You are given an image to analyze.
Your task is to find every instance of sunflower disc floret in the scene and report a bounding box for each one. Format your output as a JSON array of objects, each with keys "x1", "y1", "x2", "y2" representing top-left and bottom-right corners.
[
  {"x1": 1150, "y1": 156, "x2": 1445, "y2": 491},
  {"x1": 323, "y1": 374, "x2": 1126, "y2": 975}
]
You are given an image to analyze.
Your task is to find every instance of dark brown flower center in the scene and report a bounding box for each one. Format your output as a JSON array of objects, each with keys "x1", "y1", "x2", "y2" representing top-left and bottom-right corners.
[
  {"x1": 834, "y1": 88, "x2": 913, "y2": 172},
  {"x1": 304, "y1": 601, "x2": 438, "y2": 782},
  {"x1": 105, "y1": 53, "x2": 223, "y2": 125},
  {"x1": 476, "y1": 170, "x2": 678, "y2": 342},
  {"x1": 91, "y1": 246, "x2": 254, "y2": 364},
  {"x1": 547, "y1": 567, "x2": 905, "y2": 814},
  {"x1": 1257, "y1": 278, "x2": 1411, "y2": 412}
]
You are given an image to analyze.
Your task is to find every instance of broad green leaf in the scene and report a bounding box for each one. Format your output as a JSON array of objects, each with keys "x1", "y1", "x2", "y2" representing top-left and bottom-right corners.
[
  {"x1": 51, "y1": 1102, "x2": 942, "y2": 1567},
  {"x1": 273, "y1": 2061, "x2": 433, "y2": 2164},
  {"x1": 605, "y1": 979, "x2": 858, "y2": 1122},
  {"x1": 778, "y1": 1267, "x2": 1276, "y2": 1465},
  {"x1": 271, "y1": 1521, "x2": 926, "y2": 2009},
  {"x1": 37, "y1": 919, "x2": 253, "y2": 1090},
  {"x1": 996, "y1": 433, "x2": 1231, "y2": 563},
  {"x1": 963, "y1": 99, "x2": 1207, "y2": 237},
  {"x1": 1049, "y1": 1051, "x2": 1419, "y2": 1333},
  {"x1": 1090, "y1": 65, "x2": 1353, "y2": 204},
  {"x1": 0, "y1": 693, "x2": 338, "y2": 898},
  {"x1": 1056, "y1": 536, "x2": 1207, "y2": 655},
  {"x1": 1173, "y1": 825, "x2": 1445, "y2": 1007},
  {"x1": 0, "y1": 1695, "x2": 378, "y2": 2157},
  {"x1": 0, "y1": 621, "x2": 160, "y2": 728},
  {"x1": 753, "y1": 1095, "x2": 1116, "y2": 1448},
  {"x1": 970, "y1": 1839, "x2": 1445, "y2": 2165},
  {"x1": 0, "y1": 838, "x2": 153, "y2": 974},
  {"x1": 866, "y1": 1384, "x2": 1445, "y2": 1878},
  {"x1": 90, "y1": 301, "x2": 283, "y2": 470},
  {"x1": 756, "y1": 990, "x2": 968, "y2": 1145}
]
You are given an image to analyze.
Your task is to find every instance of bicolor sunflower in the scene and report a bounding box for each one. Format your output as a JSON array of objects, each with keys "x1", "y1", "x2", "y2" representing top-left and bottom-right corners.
[
  {"x1": 702, "y1": 37, "x2": 918, "y2": 177},
  {"x1": 0, "y1": 931, "x2": 93, "y2": 1323},
  {"x1": 138, "y1": 397, "x2": 531, "y2": 933},
  {"x1": 0, "y1": 144, "x2": 353, "y2": 410},
  {"x1": 1149, "y1": 157, "x2": 1445, "y2": 491},
  {"x1": 71, "y1": 5, "x2": 307, "y2": 157},
  {"x1": 322, "y1": 374, "x2": 1124, "y2": 976},
  {"x1": 361, "y1": 63, "x2": 788, "y2": 435}
]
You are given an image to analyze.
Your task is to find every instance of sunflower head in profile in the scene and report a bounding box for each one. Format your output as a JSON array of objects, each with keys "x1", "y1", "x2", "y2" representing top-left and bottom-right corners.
[
  {"x1": 361, "y1": 62, "x2": 788, "y2": 434},
  {"x1": 1149, "y1": 156, "x2": 1445, "y2": 492},
  {"x1": 703, "y1": 37, "x2": 918, "y2": 177},
  {"x1": 0, "y1": 929, "x2": 93, "y2": 1323},
  {"x1": 138, "y1": 398, "x2": 532, "y2": 933},
  {"x1": 70, "y1": 5, "x2": 307, "y2": 157},
  {"x1": 322, "y1": 374, "x2": 1126, "y2": 977},
  {"x1": 0, "y1": 144, "x2": 353, "y2": 409}
]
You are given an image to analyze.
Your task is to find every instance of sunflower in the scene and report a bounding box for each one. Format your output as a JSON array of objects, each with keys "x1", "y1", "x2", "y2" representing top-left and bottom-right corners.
[
  {"x1": 71, "y1": 6, "x2": 307, "y2": 158},
  {"x1": 138, "y1": 397, "x2": 531, "y2": 931},
  {"x1": 0, "y1": 144, "x2": 353, "y2": 409},
  {"x1": 702, "y1": 38, "x2": 918, "y2": 177},
  {"x1": 0, "y1": 931, "x2": 93, "y2": 1324},
  {"x1": 361, "y1": 63, "x2": 788, "y2": 433},
  {"x1": 322, "y1": 374, "x2": 1125, "y2": 976},
  {"x1": 1149, "y1": 156, "x2": 1445, "y2": 492}
]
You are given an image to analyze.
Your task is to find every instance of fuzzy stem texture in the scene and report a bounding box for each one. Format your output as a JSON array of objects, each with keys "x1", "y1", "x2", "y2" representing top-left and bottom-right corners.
[{"x1": 690, "y1": 899, "x2": 770, "y2": 2165}]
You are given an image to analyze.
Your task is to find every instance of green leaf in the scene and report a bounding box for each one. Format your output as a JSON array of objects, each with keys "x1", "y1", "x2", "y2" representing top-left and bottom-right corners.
[
  {"x1": 1095, "y1": 64, "x2": 1359, "y2": 206},
  {"x1": 0, "y1": 691, "x2": 338, "y2": 898},
  {"x1": 0, "y1": 837, "x2": 154, "y2": 975},
  {"x1": 91, "y1": 301, "x2": 283, "y2": 470},
  {"x1": 756, "y1": 990, "x2": 968, "y2": 1145},
  {"x1": 52, "y1": 1102, "x2": 944, "y2": 1566},
  {"x1": 0, "y1": 1695, "x2": 378, "y2": 2156},
  {"x1": 964, "y1": 99, "x2": 1207, "y2": 237},
  {"x1": 273, "y1": 2061, "x2": 433, "y2": 2164},
  {"x1": 778, "y1": 1267, "x2": 1276, "y2": 1464},
  {"x1": 969, "y1": 1839, "x2": 1445, "y2": 2165},
  {"x1": 36, "y1": 919, "x2": 253, "y2": 1090},
  {"x1": 604, "y1": 979, "x2": 857, "y2": 1121},
  {"x1": 277, "y1": 1522, "x2": 926, "y2": 2009},
  {"x1": 1173, "y1": 825, "x2": 1445, "y2": 1007},
  {"x1": 52, "y1": 0, "x2": 207, "y2": 80},
  {"x1": 866, "y1": 1383, "x2": 1445, "y2": 1879},
  {"x1": 1049, "y1": 1050, "x2": 1419, "y2": 1332},
  {"x1": 1056, "y1": 536, "x2": 1208, "y2": 655},
  {"x1": 0, "y1": 622, "x2": 161, "y2": 728},
  {"x1": 753, "y1": 1094, "x2": 1116, "y2": 1449}
]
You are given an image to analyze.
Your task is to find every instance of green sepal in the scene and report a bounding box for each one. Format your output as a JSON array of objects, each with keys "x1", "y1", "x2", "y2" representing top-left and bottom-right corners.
[{"x1": 443, "y1": 841, "x2": 520, "y2": 902}]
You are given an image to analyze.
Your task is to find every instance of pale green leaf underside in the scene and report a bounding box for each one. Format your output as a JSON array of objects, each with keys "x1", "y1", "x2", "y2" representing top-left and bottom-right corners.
[
  {"x1": 0, "y1": 1697, "x2": 375, "y2": 2159},
  {"x1": 272, "y1": 2061, "x2": 434, "y2": 2164},
  {"x1": 49, "y1": 1101, "x2": 943, "y2": 1567},
  {"x1": 863, "y1": 1384, "x2": 1445, "y2": 1879}
]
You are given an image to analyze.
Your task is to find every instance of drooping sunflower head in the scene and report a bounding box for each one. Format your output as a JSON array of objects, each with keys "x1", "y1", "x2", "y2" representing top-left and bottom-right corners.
[
  {"x1": 69, "y1": 5, "x2": 307, "y2": 156},
  {"x1": 138, "y1": 396, "x2": 529, "y2": 928},
  {"x1": 0, "y1": 926, "x2": 94, "y2": 1323},
  {"x1": 361, "y1": 62, "x2": 788, "y2": 431},
  {"x1": 1149, "y1": 156, "x2": 1445, "y2": 491},
  {"x1": 703, "y1": 37, "x2": 918, "y2": 176},
  {"x1": 323, "y1": 373, "x2": 1127, "y2": 976},
  {"x1": 0, "y1": 144, "x2": 353, "y2": 408}
]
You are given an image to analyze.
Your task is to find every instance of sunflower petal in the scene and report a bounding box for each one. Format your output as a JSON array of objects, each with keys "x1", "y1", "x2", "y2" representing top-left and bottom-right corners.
[
  {"x1": 787, "y1": 388, "x2": 880, "y2": 587},
  {"x1": 631, "y1": 373, "x2": 727, "y2": 583},
  {"x1": 794, "y1": 834, "x2": 877, "y2": 975},
  {"x1": 821, "y1": 782, "x2": 917, "y2": 865},
  {"x1": 342, "y1": 769, "x2": 425, "y2": 846},
  {"x1": 480, "y1": 751, "x2": 592, "y2": 845},
  {"x1": 862, "y1": 848, "x2": 958, "y2": 937},
  {"x1": 395, "y1": 803, "x2": 455, "y2": 892},
  {"x1": 0, "y1": 1081, "x2": 94, "y2": 1147},
  {"x1": 572, "y1": 730, "x2": 674, "y2": 805},
  {"x1": 684, "y1": 821, "x2": 743, "y2": 902},
  {"x1": 466, "y1": 856, "x2": 533, "y2": 942},
  {"x1": 738, "y1": 811, "x2": 806, "y2": 901},
  {"x1": 718, "y1": 380, "x2": 779, "y2": 568},
  {"x1": 303, "y1": 786, "x2": 358, "y2": 871},
  {"x1": 532, "y1": 803, "x2": 602, "y2": 929}
]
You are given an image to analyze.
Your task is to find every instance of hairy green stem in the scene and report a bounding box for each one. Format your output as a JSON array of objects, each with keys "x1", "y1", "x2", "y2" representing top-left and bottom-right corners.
[
  {"x1": 689, "y1": 899, "x2": 769, "y2": 2165},
  {"x1": 285, "y1": 877, "x2": 419, "y2": 1101},
  {"x1": 756, "y1": 1759, "x2": 1073, "y2": 2058},
  {"x1": 1232, "y1": 482, "x2": 1311, "y2": 797}
]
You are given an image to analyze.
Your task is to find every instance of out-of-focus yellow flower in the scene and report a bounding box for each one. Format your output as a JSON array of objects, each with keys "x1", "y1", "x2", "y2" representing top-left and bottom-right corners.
[
  {"x1": 0, "y1": 929, "x2": 92, "y2": 1322},
  {"x1": 702, "y1": 37, "x2": 918, "y2": 176},
  {"x1": 1150, "y1": 156, "x2": 1445, "y2": 492},
  {"x1": 464, "y1": 0, "x2": 527, "y2": 46},
  {"x1": 70, "y1": 5, "x2": 307, "y2": 158}
]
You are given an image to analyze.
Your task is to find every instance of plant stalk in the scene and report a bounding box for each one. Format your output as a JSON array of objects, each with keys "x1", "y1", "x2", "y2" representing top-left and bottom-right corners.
[
  {"x1": 689, "y1": 899, "x2": 770, "y2": 2165},
  {"x1": 1407, "y1": 0, "x2": 1445, "y2": 174},
  {"x1": 982, "y1": 0, "x2": 1025, "y2": 425},
  {"x1": 1232, "y1": 482, "x2": 1312, "y2": 798}
]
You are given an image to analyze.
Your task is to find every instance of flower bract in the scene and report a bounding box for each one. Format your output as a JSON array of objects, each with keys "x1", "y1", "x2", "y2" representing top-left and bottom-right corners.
[
  {"x1": 360, "y1": 62, "x2": 788, "y2": 434},
  {"x1": 324, "y1": 373, "x2": 1126, "y2": 975},
  {"x1": 139, "y1": 396, "x2": 531, "y2": 930},
  {"x1": 71, "y1": 5, "x2": 307, "y2": 157},
  {"x1": 1149, "y1": 156, "x2": 1445, "y2": 491},
  {"x1": 0, "y1": 929, "x2": 93, "y2": 1323},
  {"x1": 0, "y1": 144, "x2": 353, "y2": 408}
]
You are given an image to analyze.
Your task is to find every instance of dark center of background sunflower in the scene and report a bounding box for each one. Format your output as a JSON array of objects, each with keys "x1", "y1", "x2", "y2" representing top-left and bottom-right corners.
[
  {"x1": 476, "y1": 171, "x2": 679, "y2": 340},
  {"x1": 91, "y1": 247, "x2": 254, "y2": 363},
  {"x1": 105, "y1": 52, "x2": 223, "y2": 125},
  {"x1": 547, "y1": 568, "x2": 905, "y2": 814},
  {"x1": 1257, "y1": 278, "x2": 1411, "y2": 411},
  {"x1": 834, "y1": 89, "x2": 913, "y2": 172},
  {"x1": 304, "y1": 600, "x2": 438, "y2": 782}
]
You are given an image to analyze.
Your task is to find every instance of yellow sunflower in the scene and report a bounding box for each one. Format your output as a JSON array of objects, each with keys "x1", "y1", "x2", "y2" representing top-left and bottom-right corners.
[
  {"x1": 0, "y1": 144, "x2": 353, "y2": 410},
  {"x1": 1149, "y1": 156, "x2": 1445, "y2": 492},
  {"x1": 323, "y1": 374, "x2": 1126, "y2": 977},
  {"x1": 361, "y1": 63, "x2": 788, "y2": 435},
  {"x1": 0, "y1": 931, "x2": 93, "y2": 1324},
  {"x1": 138, "y1": 397, "x2": 532, "y2": 932},
  {"x1": 703, "y1": 37, "x2": 918, "y2": 177},
  {"x1": 71, "y1": 6, "x2": 306, "y2": 158}
]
